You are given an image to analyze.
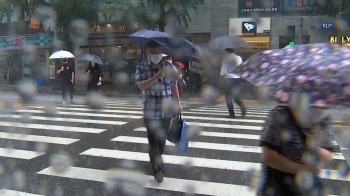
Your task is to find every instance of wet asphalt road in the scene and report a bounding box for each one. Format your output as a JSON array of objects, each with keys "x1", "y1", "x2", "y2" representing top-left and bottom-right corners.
[{"x1": 0, "y1": 92, "x2": 349, "y2": 195}]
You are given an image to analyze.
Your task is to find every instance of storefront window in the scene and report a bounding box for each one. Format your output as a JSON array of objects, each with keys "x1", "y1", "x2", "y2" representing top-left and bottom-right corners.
[
  {"x1": 88, "y1": 44, "x2": 142, "y2": 81},
  {"x1": 0, "y1": 53, "x2": 21, "y2": 84},
  {"x1": 22, "y1": 54, "x2": 35, "y2": 78}
]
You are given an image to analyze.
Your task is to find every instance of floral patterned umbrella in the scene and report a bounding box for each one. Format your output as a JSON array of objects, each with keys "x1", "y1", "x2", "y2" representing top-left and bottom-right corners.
[{"x1": 232, "y1": 43, "x2": 350, "y2": 107}]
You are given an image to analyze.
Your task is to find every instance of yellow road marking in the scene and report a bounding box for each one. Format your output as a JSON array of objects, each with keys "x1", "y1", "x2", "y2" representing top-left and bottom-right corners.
[{"x1": 0, "y1": 102, "x2": 42, "y2": 108}]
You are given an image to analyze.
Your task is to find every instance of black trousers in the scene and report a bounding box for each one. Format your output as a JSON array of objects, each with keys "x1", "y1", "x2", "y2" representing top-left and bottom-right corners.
[
  {"x1": 87, "y1": 82, "x2": 99, "y2": 93},
  {"x1": 61, "y1": 82, "x2": 74, "y2": 101},
  {"x1": 143, "y1": 118, "x2": 171, "y2": 172},
  {"x1": 224, "y1": 78, "x2": 245, "y2": 116}
]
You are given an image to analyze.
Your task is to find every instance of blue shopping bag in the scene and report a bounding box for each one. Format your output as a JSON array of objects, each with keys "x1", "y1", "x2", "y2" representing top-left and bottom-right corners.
[{"x1": 176, "y1": 119, "x2": 189, "y2": 154}]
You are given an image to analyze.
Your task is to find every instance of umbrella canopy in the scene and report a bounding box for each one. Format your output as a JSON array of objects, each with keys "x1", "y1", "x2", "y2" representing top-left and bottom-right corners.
[
  {"x1": 79, "y1": 54, "x2": 104, "y2": 65},
  {"x1": 49, "y1": 50, "x2": 74, "y2": 59},
  {"x1": 129, "y1": 29, "x2": 170, "y2": 46},
  {"x1": 232, "y1": 43, "x2": 350, "y2": 107},
  {"x1": 205, "y1": 35, "x2": 247, "y2": 50},
  {"x1": 130, "y1": 29, "x2": 199, "y2": 61},
  {"x1": 162, "y1": 45, "x2": 199, "y2": 62}
]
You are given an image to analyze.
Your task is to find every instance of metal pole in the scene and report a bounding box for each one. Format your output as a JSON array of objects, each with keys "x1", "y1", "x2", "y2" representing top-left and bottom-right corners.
[
  {"x1": 337, "y1": 0, "x2": 342, "y2": 45},
  {"x1": 299, "y1": 17, "x2": 303, "y2": 44}
]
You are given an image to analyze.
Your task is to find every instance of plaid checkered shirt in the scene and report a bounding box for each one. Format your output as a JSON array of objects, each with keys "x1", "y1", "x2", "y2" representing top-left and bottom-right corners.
[{"x1": 135, "y1": 59, "x2": 178, "y2": 119}]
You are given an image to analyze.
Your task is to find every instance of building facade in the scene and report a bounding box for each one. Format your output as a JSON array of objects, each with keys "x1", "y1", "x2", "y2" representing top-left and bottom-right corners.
[{"x1": 0, "y1": 21, "x2": 54, "y2": 85}]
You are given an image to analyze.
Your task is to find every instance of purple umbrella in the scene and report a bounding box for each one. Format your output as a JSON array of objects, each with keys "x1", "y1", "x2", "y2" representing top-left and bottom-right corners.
[{"x1": 233, "y1": 43, "x2": 350, "y2": 107}]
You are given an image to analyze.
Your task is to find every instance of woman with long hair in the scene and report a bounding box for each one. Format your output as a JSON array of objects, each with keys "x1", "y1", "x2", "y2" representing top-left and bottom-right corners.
[{"x1": 85, "y1": 62, "x2": 103, "y2": 93}]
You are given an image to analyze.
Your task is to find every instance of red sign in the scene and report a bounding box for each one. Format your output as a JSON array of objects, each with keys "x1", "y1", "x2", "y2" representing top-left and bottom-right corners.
[{"x1": 6, "y1": 36, "x2": 26, "y2": 49}]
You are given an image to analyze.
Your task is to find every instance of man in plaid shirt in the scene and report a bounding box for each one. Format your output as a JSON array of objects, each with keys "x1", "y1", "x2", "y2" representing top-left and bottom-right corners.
[{"x1": 135, "y1": 40, "x2": 181, "y2": 183}]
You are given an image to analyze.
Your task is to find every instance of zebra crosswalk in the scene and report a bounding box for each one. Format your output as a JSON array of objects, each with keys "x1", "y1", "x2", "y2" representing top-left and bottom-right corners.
[
  {"x1": 0, "y1": 99, "x2": 154, "y2": 161},
  {"x1": 1, "y1": 102, "x2": 342, "y2": 196}
]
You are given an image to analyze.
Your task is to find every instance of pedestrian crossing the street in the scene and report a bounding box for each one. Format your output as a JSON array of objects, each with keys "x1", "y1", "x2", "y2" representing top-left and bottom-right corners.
[{"x1": 28, "y1": 103, "x2": 350, "y2": 196}]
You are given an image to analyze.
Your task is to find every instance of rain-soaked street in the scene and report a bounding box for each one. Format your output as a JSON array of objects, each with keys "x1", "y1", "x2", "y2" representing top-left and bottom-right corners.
[{"x1": 0, "y1": 93, "x2": 348, "y2": 195}]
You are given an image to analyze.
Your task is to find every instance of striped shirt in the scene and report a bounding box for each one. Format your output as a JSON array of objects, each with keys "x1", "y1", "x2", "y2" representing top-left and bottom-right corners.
[
  {"x1": 135, "y1": 59, "x2": 178, "y2": 119},
  {"x1": 258, "y1": 105, "x2": 334, "y2": 196}
]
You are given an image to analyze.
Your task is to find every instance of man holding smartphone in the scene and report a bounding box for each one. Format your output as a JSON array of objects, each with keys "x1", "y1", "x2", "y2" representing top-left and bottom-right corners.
[
  {"x1": 56, "y1": 58, "x2": 75, "y2": 105},
  {"x1": 135, "y1": 40, "x2": 181, "y2": 183}
]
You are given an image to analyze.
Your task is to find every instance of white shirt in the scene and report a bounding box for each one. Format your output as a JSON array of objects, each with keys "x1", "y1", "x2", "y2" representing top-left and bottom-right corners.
[{"x1": 220, "y1": 54, "x2": 242, "y2": 79}]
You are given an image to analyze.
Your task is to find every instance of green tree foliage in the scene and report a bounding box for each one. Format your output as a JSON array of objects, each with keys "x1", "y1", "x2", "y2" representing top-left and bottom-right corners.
[
  {"x1": 101, "y1": 0, "x2": 201, "y2": 32},
  {"x1": 99, "y1": 0, "x2": 152, "y2": 31},
  {"x1": 49, "y1": 0, "x2": 99, "y2": 29},
  {"x1": 313, "y1": 0, "x2": 350, "y2": 19}
]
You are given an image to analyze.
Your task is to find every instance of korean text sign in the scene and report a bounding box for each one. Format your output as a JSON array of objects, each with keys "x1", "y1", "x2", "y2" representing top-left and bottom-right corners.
[{"x1": 238, "y1": 0, "x2": 280, "y2": 17}]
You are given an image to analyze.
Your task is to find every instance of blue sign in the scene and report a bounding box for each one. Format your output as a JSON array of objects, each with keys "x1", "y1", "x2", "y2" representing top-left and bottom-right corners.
[{"x1": 315, "y1": 23, "x2": 333, "y2": 29}]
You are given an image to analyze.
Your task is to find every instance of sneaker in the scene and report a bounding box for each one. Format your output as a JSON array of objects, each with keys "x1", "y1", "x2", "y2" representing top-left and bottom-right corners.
[
  {"x1": 62, "y1": 101, "x2": 67, "y2": 106},
  {"x1": 154, "y1": 167, "x2": 164, "y2": 183}
]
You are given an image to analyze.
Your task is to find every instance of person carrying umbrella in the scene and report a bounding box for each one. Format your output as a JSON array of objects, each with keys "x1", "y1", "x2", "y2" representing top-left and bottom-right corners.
[
  {"x1": 220, "y1": 48, "x2": 246, "y2": 118},
  {"x1": 135, "y1": 40, "x2": 181, "y2": 183},
  {"x1": 56, "y1": 58, "x2": 75, "y2": 105},
  {"x1": 230, "y1": 43, "x2": 344, "y2": 195},
  {"x1": 85, "y1": 62, "x2": 103, "y2": 93}
]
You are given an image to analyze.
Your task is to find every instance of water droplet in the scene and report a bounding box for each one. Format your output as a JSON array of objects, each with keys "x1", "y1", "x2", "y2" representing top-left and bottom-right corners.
[{"x1": 49, "y1": 151, "x2": 73, "y2": 174}]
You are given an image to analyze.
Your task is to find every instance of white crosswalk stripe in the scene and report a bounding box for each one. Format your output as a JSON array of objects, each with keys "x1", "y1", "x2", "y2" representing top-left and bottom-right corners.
[
  {"x1": 0, "y1": 99, "x2": 155, "y2": 161},
  {"x1": 33, "y1": 102, "x2": 347, "y2": 195}
]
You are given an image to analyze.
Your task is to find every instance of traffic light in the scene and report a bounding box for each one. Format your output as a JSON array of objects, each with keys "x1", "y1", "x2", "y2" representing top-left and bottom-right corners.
[{"x1": 288, "y1": 41, "x2": 295, "y2": 46}]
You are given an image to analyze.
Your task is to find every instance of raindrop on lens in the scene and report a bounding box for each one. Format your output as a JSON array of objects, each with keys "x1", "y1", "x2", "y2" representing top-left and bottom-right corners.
[
  {"x1": 114, "y1": 72, "x2": 129, "y2": 86},
  {"x1": 43, "y1": 104, "x2": 57, "y2": 117},
  {"x1": 69, "y1": 19, "x2": 89, "y2": 45},
  {"x1": 49, "y1": 151, "x2": 73, "y2": 173},
  {"x1": 200, "y1": 85, "x2": 219, "y2": 105},
  {"x1": 280, "y1": 129, "x2": 291, "y2": 142},
  {"x1": 337, "y1": 162, "x2": 350, "y2": 178},
  {"x1": 17, "y1": 80, "x2": 37, "y2": 104},
  {"x1": 104, "y1": 168, "x2": 146, "y2": 196},
  {"x1": 186, "y1": 126, "x2": 201, "y2": 141},
  {"x1": 245, "y1": 167, "x2": 260, "y2": 190},
  {"x1": 13, "y1": 169, "x2": 26, "y2": 189},
  {"x1": 295, "y1": 171, "x2": 314, "y2": 191},
  {"x1": 0, "y1": 161, "x2": 5, "y2": 176},
  {"x1": 20, "y1": 113, "x2": 32, "y2": 123},
  {"x1": 182, "y1": 159, "x2": 193, "y2": 170},
  {"x1": 34, "y1": 142, "x2": 48, "y2": 153},
  {"x1": 55, "y1": 185, "x2": 64, "y2": 196},
  {"x1": 85, "y1": 92, "x2": 107, "y2": 109},
  {"x1": 184, "y1": 183, "x2": 196, "y2": 196}
]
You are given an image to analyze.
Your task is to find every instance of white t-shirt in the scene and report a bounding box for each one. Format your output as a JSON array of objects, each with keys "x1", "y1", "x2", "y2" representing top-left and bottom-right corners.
[{"x1": 220, "y1": 54, "x2": 242, "y2": 79}]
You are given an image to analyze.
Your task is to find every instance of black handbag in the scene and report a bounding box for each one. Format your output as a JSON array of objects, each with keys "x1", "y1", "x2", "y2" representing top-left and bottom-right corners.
[{"x1": 167, "y1": 114, "x2": 183, "y2": 144}]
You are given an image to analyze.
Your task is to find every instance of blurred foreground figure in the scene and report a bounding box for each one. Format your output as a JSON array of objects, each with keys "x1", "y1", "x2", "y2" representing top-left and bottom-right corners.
[
  {"x1": 56, "y1": 58, "x2": 75, "y2": 105},
  {"x1": 220, "y1": 48, "x2": 246, "y2": 118},
  {"x1": 258, "y1": 94, "x2": 334, "y2": 196},
  {"x1": 135, "y1": 40, "x2": 181, "y2": 183}
]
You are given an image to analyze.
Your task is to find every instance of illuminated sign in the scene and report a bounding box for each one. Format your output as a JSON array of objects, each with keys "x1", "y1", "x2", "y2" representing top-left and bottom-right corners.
[
  {"x1": 242, "y1": 42, "x2": 270, "y2": 49},
  {"x1": 329, "y1": 36, "x2": 350, "y2": 43},
  {"x1": 30, "y1": 17, "x2": 40, "y2": 29},
  {"x1": 316, "y1": 23, "x2": 333, "y2": 29},
  {"x1": 89, "y1": 25, "x2": 125, "y2": 34}
]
